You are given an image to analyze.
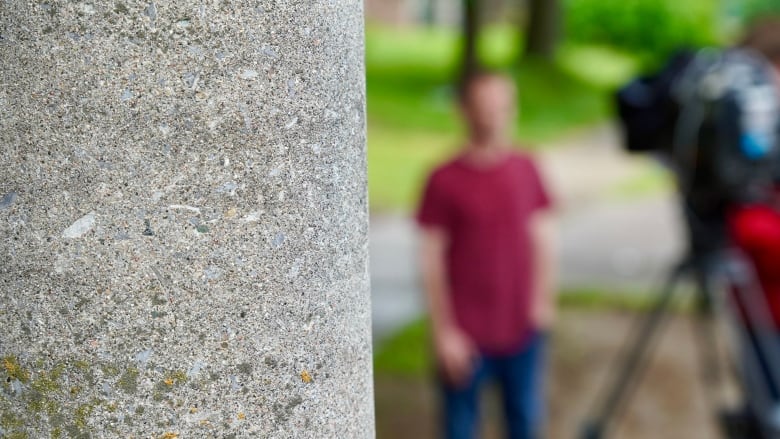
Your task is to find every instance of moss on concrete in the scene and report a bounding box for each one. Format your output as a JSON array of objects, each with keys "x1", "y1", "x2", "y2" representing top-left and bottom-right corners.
[
  {"x1": 3, "y1": 356, "x2": 30, "y2": 383},
  {"x1": 74, "y1": 401, "x2": 98, "y2": 429},
  {"x1": 117, "y1": 367, "x2": 140, "y2": 394}
]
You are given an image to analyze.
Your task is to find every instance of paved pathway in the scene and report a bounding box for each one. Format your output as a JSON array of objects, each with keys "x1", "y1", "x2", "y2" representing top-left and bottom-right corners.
[{"x1": 370, "y1": 124, "x2": 686, "y2": 341}]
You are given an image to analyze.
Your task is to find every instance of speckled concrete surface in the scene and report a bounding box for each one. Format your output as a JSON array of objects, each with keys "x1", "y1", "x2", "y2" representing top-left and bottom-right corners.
[{"x1": 0, "y1": 1, "x2": 373, "y2": 437}]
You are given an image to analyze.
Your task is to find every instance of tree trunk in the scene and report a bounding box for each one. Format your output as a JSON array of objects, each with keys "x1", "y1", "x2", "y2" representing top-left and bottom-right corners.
[
  {"x1": 525, "y1": 0, "x2": 561, "y2": 59},
  {"x1": 460, "y1": 0, "x2": 480, "y2": 86},
  {"x1": 423, "y1": 0, "x2": 436, "y2": 26}
]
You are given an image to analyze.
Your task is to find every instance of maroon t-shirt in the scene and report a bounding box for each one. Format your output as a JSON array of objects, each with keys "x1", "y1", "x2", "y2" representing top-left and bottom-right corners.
[{"x1": 416, "y1": 151, "x2": 552, "y2": 355}]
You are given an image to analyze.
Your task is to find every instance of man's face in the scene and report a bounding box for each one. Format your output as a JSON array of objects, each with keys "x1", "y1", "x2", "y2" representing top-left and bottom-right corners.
[{"x1": 461, "y1": 76, "x2": 517, "y2": 140}]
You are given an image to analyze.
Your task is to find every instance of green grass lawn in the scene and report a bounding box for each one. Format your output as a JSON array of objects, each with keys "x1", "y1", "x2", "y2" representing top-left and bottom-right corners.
[{"x1": 366, "y1": 25, "x2": 640, "y2": 212}]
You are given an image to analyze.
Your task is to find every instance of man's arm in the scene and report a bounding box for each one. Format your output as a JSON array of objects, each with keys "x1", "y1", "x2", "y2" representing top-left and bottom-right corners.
[
  {"x1": 419, "y1": 226, "x2": 477, "y2": 387},
  {"x1": 530, "y1": 210, "x2": 557, "y2": 330}
]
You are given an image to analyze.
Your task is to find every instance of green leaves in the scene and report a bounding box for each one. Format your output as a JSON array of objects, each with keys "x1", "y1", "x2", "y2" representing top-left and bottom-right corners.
[{"x1": 565, "y1": 0, "x2": 720, "y2": 67}]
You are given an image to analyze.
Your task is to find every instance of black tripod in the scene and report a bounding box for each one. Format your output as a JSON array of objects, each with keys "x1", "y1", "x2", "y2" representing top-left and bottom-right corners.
[
  {"x1": 579, "y1": 248, "x2": 732, "y2": 439},
  {"x1": 575, "y1": 193, "x2": 769, "y2": 439}
]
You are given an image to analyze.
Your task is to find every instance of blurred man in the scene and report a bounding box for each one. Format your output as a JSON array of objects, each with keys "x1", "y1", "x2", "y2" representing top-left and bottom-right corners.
[{"x1": 416, "y1": 72, "x2": 555, "y2": 439}]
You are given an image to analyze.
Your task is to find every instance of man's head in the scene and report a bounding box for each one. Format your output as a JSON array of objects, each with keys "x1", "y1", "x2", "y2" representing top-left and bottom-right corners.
[
  {"x1": 741, "y1": 16, "x2": 780, "y2": 71},
  {"x1": 457, "y1": 71, "x2": 517, "y2": 143}
]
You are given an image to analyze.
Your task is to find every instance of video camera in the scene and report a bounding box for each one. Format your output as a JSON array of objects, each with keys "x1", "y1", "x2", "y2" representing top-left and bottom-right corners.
[{"x1": 616, "y1": 48, "x2": 780, "y2": 254}]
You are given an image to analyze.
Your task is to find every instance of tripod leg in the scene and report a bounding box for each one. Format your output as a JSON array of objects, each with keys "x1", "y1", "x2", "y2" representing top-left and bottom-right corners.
[
  {"x1": 581, "y1": 263, "x2": 687, "y2": 439},
  {"x1": 690, "y1": 266, "x2": 725, "y2": 390},
  {"x1": 724, "y1": 256, "x2": 780, "y2": 438},
  {"x1": 688, "y1": 264, "x2": 739, "y2": 439}
]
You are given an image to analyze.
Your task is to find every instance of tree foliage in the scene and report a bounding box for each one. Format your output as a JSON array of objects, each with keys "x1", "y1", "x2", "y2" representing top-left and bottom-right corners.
[
  {"x1": 565, "y1": 0, "x2": 719, "y2": 65},
  {"x1": 743, "y1": 0, "x2": 780, "y2": 21}
]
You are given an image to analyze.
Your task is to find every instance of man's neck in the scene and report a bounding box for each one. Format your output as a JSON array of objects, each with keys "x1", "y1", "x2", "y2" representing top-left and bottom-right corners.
[
  {"x1": 462, "y1": 135, "x2": 510, "y2": 167},
  {"x1": 467, "y1": 131, "x2": 507, "y2": 150}
]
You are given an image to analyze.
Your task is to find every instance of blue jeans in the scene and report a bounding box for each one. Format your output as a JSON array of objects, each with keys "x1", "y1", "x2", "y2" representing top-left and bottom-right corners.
[{"x1": 440, "y1": 331, "x2": 547, "y2": 439}]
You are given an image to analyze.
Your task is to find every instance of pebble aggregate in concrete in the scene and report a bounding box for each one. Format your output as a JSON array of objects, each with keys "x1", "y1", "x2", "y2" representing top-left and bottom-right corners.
[{"x1": 0, "y1": 1, "x2": 373, "y2": 437}]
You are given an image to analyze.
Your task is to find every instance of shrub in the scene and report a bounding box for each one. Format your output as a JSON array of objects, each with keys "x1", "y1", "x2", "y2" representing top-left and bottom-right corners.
[{"x1": 742, "y1": 0, "x2": 780, "y2": 22}]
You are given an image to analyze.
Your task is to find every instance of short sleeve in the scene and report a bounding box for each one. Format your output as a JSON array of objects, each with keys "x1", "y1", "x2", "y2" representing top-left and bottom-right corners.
[
  {"x1": 526, "y1": 158, "x2": 553, "y2": 211},
  {"x1": 416, "y1": 171, "x2": 453, "y2": 230}
]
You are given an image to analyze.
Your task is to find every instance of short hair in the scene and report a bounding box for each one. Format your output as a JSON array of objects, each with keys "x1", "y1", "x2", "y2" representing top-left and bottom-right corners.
[
  {"x1": 457, "y1": 70, "x2": 516, "y2": 105},
  {"x1": 741, "y1": 16, "x2": 780, "y2": 63}
]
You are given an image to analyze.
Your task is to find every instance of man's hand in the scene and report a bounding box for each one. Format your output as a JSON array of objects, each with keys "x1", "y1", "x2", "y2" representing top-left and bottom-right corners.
[
  {"x1": 531, "y1": 291, "x2": 556, "y2": 330},
  {"x1": 434, "y1": 325, "x2": 478, "y2": 388},
  {"x1": 419, "y1": 226, "x2": 478, "y2": 387},
  {"x1": 530, "y1": 211, "x2": 557, "y2": 330}
]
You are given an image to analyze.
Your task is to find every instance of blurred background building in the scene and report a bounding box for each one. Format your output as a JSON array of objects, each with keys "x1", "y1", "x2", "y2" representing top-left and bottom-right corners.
[
  {"x1": 366, "y1": 0, "x2": 461, "y2": 27},
  {"x1": 365, "y1": 0, "x2": 522, "y2": 28}
]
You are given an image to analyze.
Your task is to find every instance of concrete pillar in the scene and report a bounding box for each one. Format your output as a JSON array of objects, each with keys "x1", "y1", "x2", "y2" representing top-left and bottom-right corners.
[{"x1": 0, "y1": 1, "x2": 373, "y2": 438}]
